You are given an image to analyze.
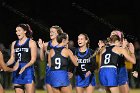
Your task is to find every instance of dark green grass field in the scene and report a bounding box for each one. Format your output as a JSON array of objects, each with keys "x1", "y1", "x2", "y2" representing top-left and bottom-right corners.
[{"x1": 5, "y1": 89, "x2": 140, "y2": 93}]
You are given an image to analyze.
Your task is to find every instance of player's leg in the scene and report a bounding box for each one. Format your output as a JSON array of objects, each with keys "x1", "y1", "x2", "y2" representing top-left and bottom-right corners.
[
  {"x1": 85, "y1": 85, "x2": 95, "y2": 93},
  {"x1": 109, "y1": 86, "x2": 119, "y2": 93},
  {"x1": 61, "y1": 86, "x2": 72, "y2": 93},
  {"x1": 25, "y1": 81, "x2": 35, "y2": 93},
  {"x1": 76, "y1": 87, "x2": 84, "y2": 93},
  {"x1": 118, "y1": 67, "x2": 129, "y2": 93},
  {"x1": 46, "y1": 84, "x2": 53, "y2": 93},
  {"x1": 52, "y1": 87, "x2": 61, "y2": 93},
  {"x1": 104, "y1": 87, "x2": 111, "y2": 93},
  {"x1": 0, "y1": 84, "x2": 4, "y2": 93},
  {"x1": 14, "y1": 84, "x2": 25, "y2": 93},
  {"x1": 45, "y1": 66, "x2": 53, "y2": 93},
  {"x1": 119, "y1": 83, "x2": 129, "y2": 93}
]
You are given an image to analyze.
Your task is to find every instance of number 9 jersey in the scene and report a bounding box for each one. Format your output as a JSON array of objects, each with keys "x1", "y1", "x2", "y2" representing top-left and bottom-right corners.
[{"x1": 49, "y1": 46, "x2": 70, "y2": 87}]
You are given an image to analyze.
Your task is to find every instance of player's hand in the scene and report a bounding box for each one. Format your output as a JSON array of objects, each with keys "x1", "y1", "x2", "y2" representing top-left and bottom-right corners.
[
  {"x1": 132, "y1": 71, "x2": 138, "y2": 78},
  {"x1": 19, "y1": 66, "x2": 26, "y2": 74},
  {"x1": 68, "y1": 72, "x2": 73, "y2": 79},
  {"x1": 85, "y1": 71, "x2": 91, "y2": 77},
  {"x1": 122, "y1": 39, "x2": 129, "y2": 48},
  {"x1": 38, "y1": 38, "x2": 44, "y2": 49},
  {"x1": 128, "y1": 43, "x2": 135, "y2": 54},
  {"x1": 0, "y1": 65, "x2": 3, "y2": 71},
  {"x1": 13, "y1": 60, "x2": 19, "y2": 71}
]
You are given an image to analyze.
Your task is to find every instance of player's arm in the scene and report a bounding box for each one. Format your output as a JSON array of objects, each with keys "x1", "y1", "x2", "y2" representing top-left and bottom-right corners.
[
  {"x1": 38, "y1": 38, "x2": 48, "y2": 61},
  {"x1": 0, "y1": 51, "x2": 18, "y2": 72},
  {"x1": 47, "y1": 49, "x2": 53, "y2": 67},
  {"x1": 67, "y1": 49, "x2": 78, "y2": 66},
  {"x1": 6, "y1": 41, "x2": 16, "y2": 65},
  {"x1": 98, "y1": 47, "x2": 105, "y2": 68},
  {"x1": 25, "y1": 40, "x2": 37, "y2": 68},
  {"x1": 40, "y1": 42, "x2": 48, "y2": 61},
  {"x1": 120, "y1": 47, "x2": 136, "y2": 64}
]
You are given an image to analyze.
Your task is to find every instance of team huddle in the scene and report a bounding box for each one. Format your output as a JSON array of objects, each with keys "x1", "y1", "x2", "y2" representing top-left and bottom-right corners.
[{"x1": 0, "y1": 24, "x2": 136, "y2": 93}]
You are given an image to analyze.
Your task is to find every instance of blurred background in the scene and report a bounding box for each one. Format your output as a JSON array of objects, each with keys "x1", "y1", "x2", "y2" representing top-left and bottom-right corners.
[
  {"x1": 0, "y1": 0, "x2": 140, "y2": 92},
  {"x1": 0, "y1": 0, "x2": 140, "y2": 48}
]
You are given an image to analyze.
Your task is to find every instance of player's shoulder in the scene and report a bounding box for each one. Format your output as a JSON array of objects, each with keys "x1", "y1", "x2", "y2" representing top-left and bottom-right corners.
[
  {"x1": 29, "y1": 39, "x2": 36, "y2": 44},
  {"x1": 11, "y1": 40, "x2": 17, "y2": 46},
  {"x1": 29, "y1": 39, "x2": 37, "y2": 47}
]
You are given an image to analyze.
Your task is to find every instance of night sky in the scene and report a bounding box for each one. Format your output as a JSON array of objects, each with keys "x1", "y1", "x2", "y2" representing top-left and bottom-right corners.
[{"x1": 0, "y1": 0, "x2": 140, "y2": 49}]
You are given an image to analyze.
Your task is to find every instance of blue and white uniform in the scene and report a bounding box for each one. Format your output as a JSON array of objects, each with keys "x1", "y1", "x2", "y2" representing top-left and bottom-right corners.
[
  {"x1": 99, "y1": 45, "x2": 120, "y2": 86},
  {"x1": 75, "y1": 48, "x2": 96, "y2": 87},
  {"x1": 13, "y1": 38, "x2": 35, "y2": 84},
  {"x1": 49, "y1": 47, "x2": 70, "y2": 87}
]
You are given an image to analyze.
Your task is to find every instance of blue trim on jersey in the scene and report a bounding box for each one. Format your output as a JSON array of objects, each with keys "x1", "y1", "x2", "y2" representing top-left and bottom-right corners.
[
  {"x1": 59, "y1": 47, "x2": 69, "y2": 59},
  {"x1": 117, "y1": 66, "x2": 128, "y2": 85},
  {"x1": 75, "y1": 73, "x2": 96, "y2": 87},
  {"x1": 17, "y1": 38, "x2": 30, "y2": 46},
  {"x1": 48, "y1": 40, "x2": 58, "y2": 48},
  {"x1": 78, "y1": 48, "x2": 89, "y2": 58},
  {"x1": 51, "y1": 46, "x2": 69, "y2": 62}
]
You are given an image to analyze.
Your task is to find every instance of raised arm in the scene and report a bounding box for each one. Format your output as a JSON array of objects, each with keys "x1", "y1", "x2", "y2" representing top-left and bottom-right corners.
[
  {"x1": 120, "y1": 46, "x2": 136, "y2": 64},
  {"x1": 38, "y1": 38, "x2": 48, "y2": 61}
]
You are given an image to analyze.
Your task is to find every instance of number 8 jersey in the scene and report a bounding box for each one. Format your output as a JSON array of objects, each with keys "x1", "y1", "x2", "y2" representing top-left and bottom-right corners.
[
  {"x1": 101, "y1": 45, "x2": 119, "y2": 67},
  {"x1": 99, "y1": 45, "x2": 120, "y2": 87}
]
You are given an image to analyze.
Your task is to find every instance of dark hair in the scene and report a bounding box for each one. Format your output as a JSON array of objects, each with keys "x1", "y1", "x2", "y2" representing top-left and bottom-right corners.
[
  {"x1": 57, "y1": 33, "x2": 68, "y2": 44},
  {"x1": 99, "y1": 39, "x2": 108, "y2": 46},
  {"x1": 107, "y1": 35, "x2": 120, "y2": 43},
  {"x1": 50, "y1": 25, "x2": 63, "y2": 34},
  {"x1": 79, "y1": 33, "x2": 90, "y2": 48},
  {"x1": 17, "y1": 24, "x2": 33, "y2": 38}
]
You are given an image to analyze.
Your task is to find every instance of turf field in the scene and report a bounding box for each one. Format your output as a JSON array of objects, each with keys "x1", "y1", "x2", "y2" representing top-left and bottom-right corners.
[{"x1": 5, "y1": 89, "x2": 140, "y2": 93}]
